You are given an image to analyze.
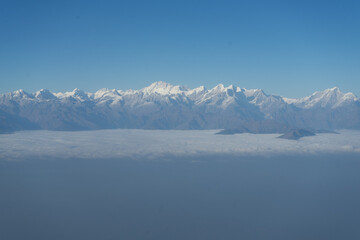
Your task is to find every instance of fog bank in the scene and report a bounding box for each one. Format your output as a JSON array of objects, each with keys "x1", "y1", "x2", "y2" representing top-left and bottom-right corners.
[{"x1": 1, "y1": 129, "x2": 360, "y2": 160}]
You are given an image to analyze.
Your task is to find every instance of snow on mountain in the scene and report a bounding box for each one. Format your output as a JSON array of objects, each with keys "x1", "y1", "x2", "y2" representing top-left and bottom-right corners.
[
  {"x1": 35, "y1": 89, "x2": 56, "y2": 100},
  {"x1": 54, "y1": 88, "x2": 91, "y2": 102},
  {"x1": 0, "y1": 89, "x2": 33, "y2": 101},
  {"x1": 12, "y1": 89, "x2": 33, "y2": 99},
  {"x1": 0, "y1": 82, "x2": 359, "y2": 132},
  {"x1": 193, "y1": 84, "x2": 244, "y2": 108},
  {"x1": 141, "y1": 81, "x2": 189, "y2": 95},
  {"x1": 93, "y1": 88, "x2": 123, "y2": 106},
  {"x1": 185, "y1": 86, "x2": 206, "y2": 100},
  {"x1": 243, "y1": 88, "x2": 288, "y2": 118},
  {"x1": 284, "y1": 87, "x2": 358, "y2": 109}
]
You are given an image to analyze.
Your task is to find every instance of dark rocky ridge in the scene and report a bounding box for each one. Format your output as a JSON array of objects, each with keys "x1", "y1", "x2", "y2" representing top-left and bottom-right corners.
[
  {"x1": 278, "y1": 129, "x2": 316, "y2": 140},
  {"x1": 216, "y1": 127, "x2": 338, "y2": 140}
]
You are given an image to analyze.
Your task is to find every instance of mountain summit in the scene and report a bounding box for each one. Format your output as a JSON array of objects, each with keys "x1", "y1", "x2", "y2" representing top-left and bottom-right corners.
[
  {"x1": 284, "y1": 87, "x2": 358, "y2": 109},
  {"x1": 1, "y1": 82, "x2": 359, "y2": 132},
  {"x1": 141, "y1": 81, "x2": 189, "y2": 95}
]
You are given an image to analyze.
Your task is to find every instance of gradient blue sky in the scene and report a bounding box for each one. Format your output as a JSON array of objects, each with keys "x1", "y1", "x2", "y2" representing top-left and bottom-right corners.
[{"x1": 1, "y1": 0, "x2": 359, "y2": 97}]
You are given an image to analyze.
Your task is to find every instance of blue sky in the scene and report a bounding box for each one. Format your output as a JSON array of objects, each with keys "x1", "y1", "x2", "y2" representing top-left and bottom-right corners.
[{"x1": 1, "y1": 0, "x2": 359, "y2": 97}]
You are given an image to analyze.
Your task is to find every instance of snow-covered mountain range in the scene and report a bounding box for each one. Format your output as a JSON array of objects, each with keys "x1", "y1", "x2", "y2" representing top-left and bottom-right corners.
[{"x1": 1, "y1": 82, "x2": 359, "y2": 132}]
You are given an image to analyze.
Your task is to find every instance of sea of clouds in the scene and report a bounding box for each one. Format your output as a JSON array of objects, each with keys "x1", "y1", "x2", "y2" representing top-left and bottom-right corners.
[{"x1": 1, "y1": 129, "x2": 360, "y2": 160}]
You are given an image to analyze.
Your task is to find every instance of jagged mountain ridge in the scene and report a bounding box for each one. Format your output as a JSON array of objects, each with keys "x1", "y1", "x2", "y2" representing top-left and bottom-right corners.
[{"x1": 1, "y1": 81, "x2": 359, "y2": 132}]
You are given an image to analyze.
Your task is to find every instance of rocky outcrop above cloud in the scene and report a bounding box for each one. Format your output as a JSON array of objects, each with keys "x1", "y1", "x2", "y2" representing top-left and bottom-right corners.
[
  {"x1": 278, "y1": 129, "x2": 316, "y2": 140},
  {"x1": 1, "y1": 82, "x2": 359, "y2": 132}
]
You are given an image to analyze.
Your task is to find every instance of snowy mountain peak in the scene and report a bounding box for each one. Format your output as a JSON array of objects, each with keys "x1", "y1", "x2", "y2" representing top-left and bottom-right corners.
[
  {"x1": 185, "y1": 86, "x2": 207, "y2": 99},
  {"x1": 70, "y1": 88, "x2": 89, "y2": 99},
  {"x1": 225, "y1": 84, "x2": 240, "y2": 92},
  {"x1": 212, "y1": 84, "x2": 225, "y2": 91},
  {"x1": 54, "y1": 88, "x2": 90, "y2": 101},
  {"x1": 94, "y1": 88, "x2": 110, "y2": 97},
  {"x1": 148, "y1": 81, "x2": 169, "y2": 88},
  {"x1": 243, "y1": 88, "x2": 265, "y2": 98},
  {"x1": 307, "y1": 87, "x2": 346, "y2": 107},
  {"x1": 313, "y1": 86, "x2": 341, "y2": 98},
  {"x1": 94, "y1": 88, "x2": 120, "y2": 98},
  {"x1": 14, "y1": 89, "x2": 25, "y2": 94},
  {"x1": 12, "y1": 89, "x2": 31, "y2": 98},
  {"x1": 208, "y1": 84, "x2": 241, "y2": 95},
  {"x1": 72, "y1": 88, "x2": 84, "y2": 94},
  {"x1": 93, "y1": 88, "x2": 122, "y2": 105},
  {"x1": 284, "y1": 87, "x2": 357, "y2": 109},
  {"x1": 141, "y1": 81, "x2": 188, "y2": 95},
  {"x1": 35, "y1": 89, "x2": 56, "y2": 100},
  {"x1": 193, "y1": 86, "x2": 206, "y2": 92},
  {"x1": 329, "y1": 86, "x2": 340, "y2": 91}
]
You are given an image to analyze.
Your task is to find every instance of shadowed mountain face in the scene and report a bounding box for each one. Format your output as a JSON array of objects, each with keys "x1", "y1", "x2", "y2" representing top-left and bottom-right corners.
[
  {"x1": 0, "y1": 82, "x2": 359, "y2": 132},
  {"x1": 0, "y1": 109, "x2": 40, "y2": 133}
]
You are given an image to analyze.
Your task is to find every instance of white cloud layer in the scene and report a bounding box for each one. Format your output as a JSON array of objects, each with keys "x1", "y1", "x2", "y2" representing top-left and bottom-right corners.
[{"x1": 1, "y1": 130, "x2": 360, "y2": 160}]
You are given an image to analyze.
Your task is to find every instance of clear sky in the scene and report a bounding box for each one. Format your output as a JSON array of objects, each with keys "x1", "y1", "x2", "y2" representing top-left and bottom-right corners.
[{"x1": 1, "y1": 0, "x2": 359, "y2": 97}]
